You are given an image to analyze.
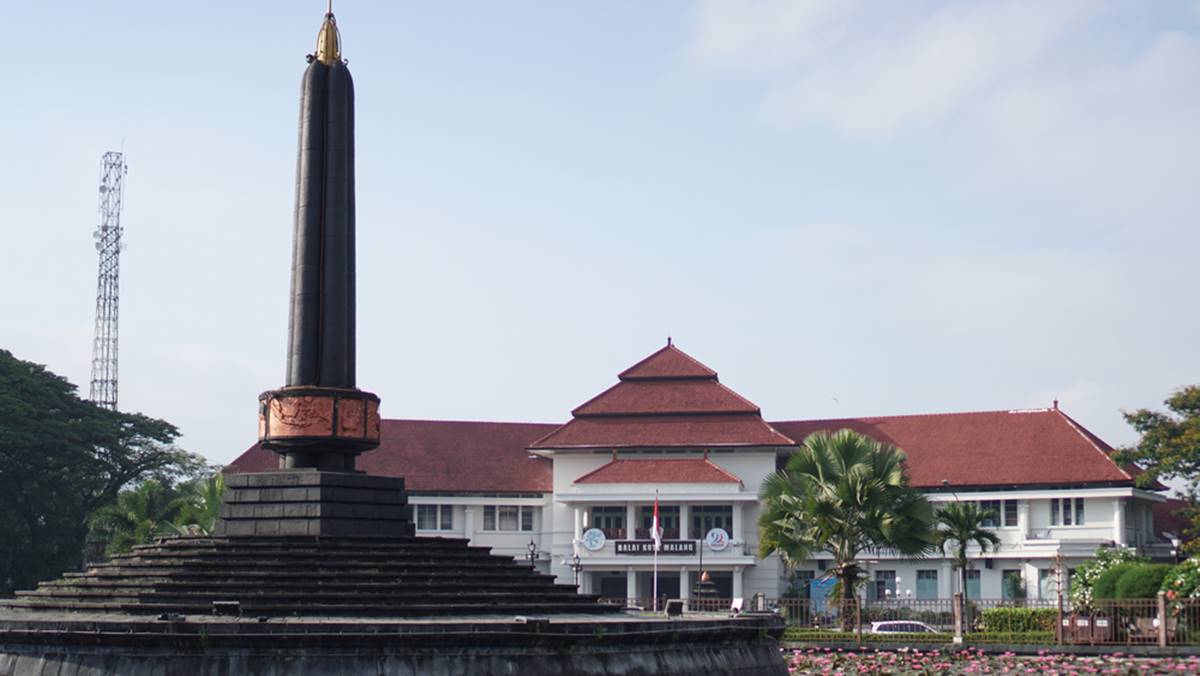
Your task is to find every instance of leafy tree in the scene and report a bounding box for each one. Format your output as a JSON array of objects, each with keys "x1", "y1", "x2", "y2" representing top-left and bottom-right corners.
[
  {"x1": 0, "y1": 349, "x2": 205, "y2": 596},
  {"x1": 935, "y1": 501, "x2": 1000, "y2": 632},
  {"x1": 1114, "y1": 386, "x2": 1200, "y2": 550},
  {"x1": 759, "y1": 429, "x2": 935, "y2": 630}
]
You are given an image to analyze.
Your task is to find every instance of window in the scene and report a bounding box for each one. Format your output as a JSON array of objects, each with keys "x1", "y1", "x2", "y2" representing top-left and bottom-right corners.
[
  {"x1": 979, "y1": 500, "x2": 1001, "y2": 528},
  {"x1": 638, "y1": 505, "x2": 680, "y2": 539},
  {"x1": 1038, "y1": 568, "x2": 1057, "y2": 600},
  {"x1": 591, "y1": 506, "x2": 626, "y2": 538},
  {"x1": 1001, "y1": 570, "x2": 1023, "y2": 600},
  {"x1": 416, "y1": 504, "x2": 454, "y2": 531},
  {"x1": 916, "y1": 570, "x2": 938, "y2": 600},
  {"x1": 874, "y1": 570, "x2": 897, "y2": 600},
  {"x1": 691, "y1": 505, "x2": 734, "y2": 538},
  {"x1": 483, "y1": 505, "x2": 535, "y2": 532},
  {"x1": 965, "y1": 570, "x2": 981, "y2": 600},
  {"x1": 1004, "y1": 500, "x2": 1018, "y2": 527},
  {"x1": 1051, "y1": 498, "x2": 1086, "y2": 526}
]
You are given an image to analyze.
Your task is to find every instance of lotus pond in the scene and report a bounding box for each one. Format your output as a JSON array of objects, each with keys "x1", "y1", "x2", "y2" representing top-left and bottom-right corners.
[{"x1": 784, "y1": 647, "x2": 1200, "y2": 674}]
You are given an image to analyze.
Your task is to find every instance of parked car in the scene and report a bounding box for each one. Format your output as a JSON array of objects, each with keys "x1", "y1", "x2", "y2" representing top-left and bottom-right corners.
[{"x1": 869, "y1": 621, "x2": 939, "y2": 634}]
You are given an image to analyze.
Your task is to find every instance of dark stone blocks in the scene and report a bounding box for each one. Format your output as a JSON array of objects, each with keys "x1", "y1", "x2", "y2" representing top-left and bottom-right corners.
[{"x1": 213, "y1": 470, "x2": 414, "y2": 539}]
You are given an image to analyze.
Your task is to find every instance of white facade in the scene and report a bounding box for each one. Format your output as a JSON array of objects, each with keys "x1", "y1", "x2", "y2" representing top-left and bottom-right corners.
[{"x1": 408, "y1": 456, "x2": 1169, "y2": 602}]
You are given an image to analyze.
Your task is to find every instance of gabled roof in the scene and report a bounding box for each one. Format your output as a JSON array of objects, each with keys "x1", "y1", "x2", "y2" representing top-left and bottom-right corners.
[
  {"x1": 574, "y1": 457, "x2": 742, "y2": 485},
  {"x1": 618, "y1": 344, "x2": 717, "y2": 380},
  {"x1": 530, "y1": 343, "x2": 794, "y2": 450},
  {"x1": 770, "y1": 408, "x2": 1134, "y2": 490},
  {"x1": 227, "y1": 419, "x2": 555, "y2": 493}
]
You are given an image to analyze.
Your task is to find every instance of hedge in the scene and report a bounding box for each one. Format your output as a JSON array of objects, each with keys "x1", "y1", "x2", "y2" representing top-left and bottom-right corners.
[
  {"x1": 1114, "y1": 563, "x2": 1175, "y2": 599},
  {"x1": 978, "y1": 607, "x2": 1057, "y2": 633},
  {"x1": 1093, "y1": 563, "x2": 1141, "y2": 601}
]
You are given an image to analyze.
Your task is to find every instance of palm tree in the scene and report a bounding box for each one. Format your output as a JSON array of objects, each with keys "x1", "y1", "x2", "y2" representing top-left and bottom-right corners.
[
  {"x1": 170, "y1": 473, "x2": 225, "y2": 536},
  {"x1": 88, "y1": 480, "x2": 187, "y2": 555},
  {"x1": 935, "y1": 501, "x2": 1000, "y2": 632},
  {"x1": 759, "y1": 429, "x2": 936, "y2": 629}
]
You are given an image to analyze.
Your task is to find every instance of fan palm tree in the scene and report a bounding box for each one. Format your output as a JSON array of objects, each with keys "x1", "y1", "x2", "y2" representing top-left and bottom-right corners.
[
  {"x1": 935, "y1": 501, "x2": 1000, "y2": 632},
  {"x1": 759, "y1": 429, "x2": 936, "y2": 629}
]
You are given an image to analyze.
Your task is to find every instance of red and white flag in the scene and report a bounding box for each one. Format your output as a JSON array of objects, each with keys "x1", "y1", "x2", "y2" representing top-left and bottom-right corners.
[{"x1": 652, "y1": 492, "x2": 663, "y2": 552}]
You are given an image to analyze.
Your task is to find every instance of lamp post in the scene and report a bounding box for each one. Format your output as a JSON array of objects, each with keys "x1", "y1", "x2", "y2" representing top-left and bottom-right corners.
[
  {"x1": 526, "y1": 539, "x2": 538, "y2": 567},
  {"x1": 1171, "y1": 536, "x2": 1182, "y2": 564},
  {"x1": 568, "y1": 553, "x2": 583, "y2": 587}
]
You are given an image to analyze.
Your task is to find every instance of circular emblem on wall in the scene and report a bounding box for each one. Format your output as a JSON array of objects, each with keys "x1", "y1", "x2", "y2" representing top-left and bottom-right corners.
[
  {"x1": 705, "y1": 528, "x2": 730, "y2": 552},
  {"x1": 581, "y1": 528, "x2": 607, "y2": 552}
]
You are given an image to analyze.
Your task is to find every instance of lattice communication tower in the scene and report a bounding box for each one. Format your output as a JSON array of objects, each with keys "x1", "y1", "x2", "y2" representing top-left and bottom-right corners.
[{"x1": 89, "y1": 151, "x2": 127, "y2": 410}]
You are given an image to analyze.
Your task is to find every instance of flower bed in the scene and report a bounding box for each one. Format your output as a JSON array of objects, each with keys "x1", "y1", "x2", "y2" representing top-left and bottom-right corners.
[{"x1": 784, "y1": 647, "x2": 1200, "y2": 674}]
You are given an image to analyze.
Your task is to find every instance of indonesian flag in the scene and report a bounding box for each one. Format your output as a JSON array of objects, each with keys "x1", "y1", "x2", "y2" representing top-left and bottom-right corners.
[{"x1": 652, "y1": 492, "x2": 663, "y2": 552}]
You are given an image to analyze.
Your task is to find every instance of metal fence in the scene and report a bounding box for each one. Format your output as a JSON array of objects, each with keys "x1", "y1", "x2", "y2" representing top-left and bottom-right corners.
[{"x1": 599, "y1": 593, "x2": 1200, "y2": 646}]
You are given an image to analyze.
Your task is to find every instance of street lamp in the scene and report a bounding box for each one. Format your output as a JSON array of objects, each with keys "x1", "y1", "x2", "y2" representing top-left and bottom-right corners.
[
  {"x1": 526, "y1": 539, "x2": 538, "y2": 566},
  {"x1": 1171, "y1": 536, "x2": 1182, "y2": 564},
  {"x1": 569, "y1": 553, "x2": 583, "y2": 587}
]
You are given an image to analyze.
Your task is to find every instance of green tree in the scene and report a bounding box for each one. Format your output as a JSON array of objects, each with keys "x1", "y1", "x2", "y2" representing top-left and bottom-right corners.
[
  {"x1": 1114, "y1": 386, "x2": 1200, "y2": 550},
  {"x1": 759, "y1": 429, "x2": 935, "y2": 630},
  {"x1": 935, "y1": 501, "x2": 1000, "y2": 630},
  {"x1": 87, "y1": 480, "x2": 188, "y2": 555},
  {"x1": 1070, "y1": 546, "x2": 1148, "y2": 609},
  {"x1": 170, "y1": 472, "x2": 226, "y2": 536},
  {"x1": 0, "y1": 349, "x2": 204, "y2": 596}
]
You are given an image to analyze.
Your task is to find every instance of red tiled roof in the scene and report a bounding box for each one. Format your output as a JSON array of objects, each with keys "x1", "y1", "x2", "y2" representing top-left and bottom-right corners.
[
  {"x1": 226, "y1": 419, "x2": 555, "y2": 493},
  {"x1": 770, "y1": 408, "x2": 1133, "y2": 489},
  {"x1": 575, "y1": 457, "x2": 742, "y2": 484},
  {"x1": 227, "y1": 407, "x2": 1141, "y2": 493},
  {"x1": 618, "y1": 344, "x2": 717, "y2": 380},
  {"x1": 531, "y1": 343, "x2": 794, "y2": 449},
  {"x1": 532, "y1": 415, "x2": 794, "y2": 449},
  {"x1": 1153, "y1": 498, "x2": 1192, "y2": 540},
  {"x1": 572, "y1": 379, "x2": 760, "y2": 417}
]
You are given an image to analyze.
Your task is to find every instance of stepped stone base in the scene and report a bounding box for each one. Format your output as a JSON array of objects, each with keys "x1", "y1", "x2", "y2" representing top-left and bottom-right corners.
[
  {"x1": 213, "y1": 470, "x2": 415, "y2": 538},
  {"x1": 0, "y1": 614, "x2": 787, "y2": 676},
  {"x1": 0, "y1": 469, "x2": 788, "y2": 674}
]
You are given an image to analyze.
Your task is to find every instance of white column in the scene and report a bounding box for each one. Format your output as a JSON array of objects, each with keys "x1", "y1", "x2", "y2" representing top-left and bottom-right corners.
[
  {"x1": 463, "y1": 506, "x2": 474, "y2": 543},
  {"x1": 679, "y1": 503, "x2": 690, "y2": 540},
  {"x1": 627, "y1": 567, "x2": 638, "y2": 603},
  {"x1": 732, "y1": 503, "x2": 744, "y2": 543},
  {"x1": 680, "y1": 567, "x2": 690, "y2": 601},
  {"x1": 573, "y1": 507, "x2": 582, "y2": 555},
  {"x1": 626, "y1": 503, "x2": 638, "y2": 540},
  {"x1": 1112, "y1": 498, "x2": 1126, "y2": 545},
  {"x1": 1018, "y1": 500, "x2": 1030, "y2": 539},
  {"x1": 942, "y1": 560, "x2": 954, "y2": 597},
  {"x1": 733, "y1": 567, "x2": 744, "y2": 600}
]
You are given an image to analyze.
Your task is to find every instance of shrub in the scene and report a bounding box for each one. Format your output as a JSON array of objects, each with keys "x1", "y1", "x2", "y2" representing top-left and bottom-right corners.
[
  {"x1": 1070, "y1": 546, "x2": 1148, "y2": 608},
  {"x1": 978, "y1": 607, "x2": 1057, "y2": 633},
  {"x1": 1114, "y1": 563, "x2": 1175, "y2": 599},
  {"x1": 1092, "y1": 563, "x2": 1140, "y2": 601},
  {"x1": 1163, "y1": 557, "x2": 1200, "y2": 604}
]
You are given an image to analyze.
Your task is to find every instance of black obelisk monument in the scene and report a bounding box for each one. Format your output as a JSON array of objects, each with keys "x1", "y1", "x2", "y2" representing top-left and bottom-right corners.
[
  {"x1": 257, "y1": 9, "x2": 380, "y2": 473},
  {"x1": 213, "y1": 9, "x2": 411, "y2": 538}
]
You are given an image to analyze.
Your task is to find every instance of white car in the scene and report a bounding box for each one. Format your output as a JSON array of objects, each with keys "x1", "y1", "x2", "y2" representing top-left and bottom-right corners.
[{"x1": 869, "y1": 621, "x2": 939, "y2": 634}]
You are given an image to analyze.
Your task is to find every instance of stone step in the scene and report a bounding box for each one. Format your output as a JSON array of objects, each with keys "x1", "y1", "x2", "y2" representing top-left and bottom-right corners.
[
  {"x1": 43, "y1": 570, "x2": 559, "y2": 586},
  {"x1": 0, "y1": 598, "x2": 621, "y2": 616},
  {"x1": 31, "y1": 580, "x2": 578, "y2": 596}
]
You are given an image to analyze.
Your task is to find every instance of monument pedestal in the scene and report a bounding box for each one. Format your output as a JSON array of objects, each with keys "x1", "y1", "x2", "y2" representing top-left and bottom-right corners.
[{"x1": 213, "y1": 470, "x2": 414, "y2": 538}]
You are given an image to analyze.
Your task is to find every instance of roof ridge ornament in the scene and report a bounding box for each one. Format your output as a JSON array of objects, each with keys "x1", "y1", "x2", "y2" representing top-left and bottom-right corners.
[{"x1": 315, "y1": 3, "x2": 341, "y2": 65}]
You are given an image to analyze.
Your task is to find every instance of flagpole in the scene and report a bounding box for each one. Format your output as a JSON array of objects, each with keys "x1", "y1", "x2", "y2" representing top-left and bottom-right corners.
[{"x1": 653, "y1": 490, "x2": 659, "y2": 612}]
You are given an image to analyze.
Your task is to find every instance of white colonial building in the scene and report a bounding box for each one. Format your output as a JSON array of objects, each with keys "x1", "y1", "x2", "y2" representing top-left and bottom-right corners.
[{"x1": 230, "y1": 342, "x2": 1178, "y2": 604}]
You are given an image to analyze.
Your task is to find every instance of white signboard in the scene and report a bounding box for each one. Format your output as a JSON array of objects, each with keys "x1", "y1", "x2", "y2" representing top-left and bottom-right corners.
[
  {"x1": 705, "y1": 528, "x2": 730, "y2": 551},
  {"x1": 581, "y1": 528, "x2": 607, "y2": 552}
]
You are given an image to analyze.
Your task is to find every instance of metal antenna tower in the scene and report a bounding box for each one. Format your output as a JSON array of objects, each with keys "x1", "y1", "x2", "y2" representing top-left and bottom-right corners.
[{"x1": 89, "y1": 151, "x2": 127, "y2": 410}]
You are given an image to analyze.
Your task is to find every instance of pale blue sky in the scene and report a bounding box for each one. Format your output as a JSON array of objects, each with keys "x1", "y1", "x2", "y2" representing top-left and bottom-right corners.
[{"x1": 2, "y1": 1, "x2": 1198, "y2": 468}]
